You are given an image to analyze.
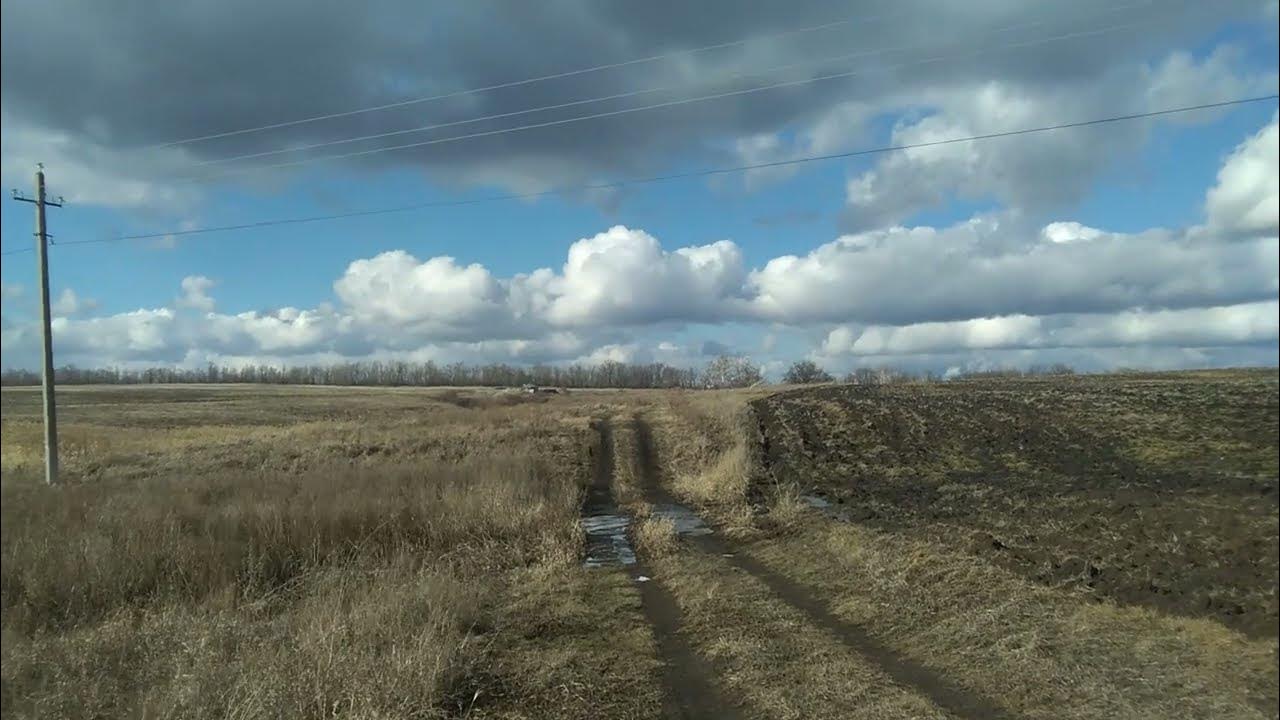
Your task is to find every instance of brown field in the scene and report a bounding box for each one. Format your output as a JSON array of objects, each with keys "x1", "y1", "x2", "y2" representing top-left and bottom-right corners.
[
  {"x1": 2, "y1": 372, "x2": 1277, "y2": 718},
  {"x1": 752, "y1": 370, "x2": 1280, "y2": 637}
]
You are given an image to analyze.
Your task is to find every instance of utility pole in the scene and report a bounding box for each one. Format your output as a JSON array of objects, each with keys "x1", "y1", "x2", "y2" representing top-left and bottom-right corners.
[{"x1": 13, "y1": 164, "x2": 63, "y2": 485}]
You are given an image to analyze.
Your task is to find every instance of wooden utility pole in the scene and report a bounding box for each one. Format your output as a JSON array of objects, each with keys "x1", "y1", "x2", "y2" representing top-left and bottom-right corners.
[{"x1": 13, "y1": 164, "x2": 63, "y2": 485}]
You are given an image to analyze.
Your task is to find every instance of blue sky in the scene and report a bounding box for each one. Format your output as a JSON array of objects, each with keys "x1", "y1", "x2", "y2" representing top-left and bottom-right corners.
[{"x1": 1, "y1": 0, "x2": 1278, "y2": 376}]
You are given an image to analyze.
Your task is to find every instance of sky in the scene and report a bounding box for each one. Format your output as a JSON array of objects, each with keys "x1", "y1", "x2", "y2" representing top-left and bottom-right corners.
[{"x1": 1, "y1": 0, "x2": 1278, "y2": 378}]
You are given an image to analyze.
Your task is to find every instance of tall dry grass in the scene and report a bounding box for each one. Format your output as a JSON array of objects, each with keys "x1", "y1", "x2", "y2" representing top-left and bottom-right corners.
[
  {"x1": 1, "y1": 458, "x2": 578, "y2": 635},
  {"x1": 647, "y1": 391, "x2": 776, "y2": 534},
  {"x1": 1, "y1": 387, "x2": 598, "y2": 718},
  {"x1": 4, "y1": 564, "x2": 480, "y2": 719}
]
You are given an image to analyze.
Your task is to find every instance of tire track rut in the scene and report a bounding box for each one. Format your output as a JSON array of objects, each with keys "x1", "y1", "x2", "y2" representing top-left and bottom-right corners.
[
  {"x1": 589, "y1": 419, "x2": 742, "y2": 720},
  {"x1": 631, "y1": 416, "x2": 1018, "y2": 720}
]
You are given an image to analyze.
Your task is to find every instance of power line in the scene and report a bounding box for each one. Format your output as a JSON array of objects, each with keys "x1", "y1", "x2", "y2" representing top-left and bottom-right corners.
[
  {"x1": 49, "y1": 94, "x2": 1274, "y2": 249},
  {"x1": 192, "y1": 2, "x2": 1153, "y2": 169},
  {"x1": 142, "y1": 10, "x2": 893, "y2": 150},
  {"x1": 176, "y1": 17, "x2": 1164, "y2": 182}
]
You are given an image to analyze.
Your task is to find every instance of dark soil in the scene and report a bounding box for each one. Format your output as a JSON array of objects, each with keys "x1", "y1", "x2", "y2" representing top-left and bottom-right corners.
[{"x1": 752, "y1": 370, "x2": 1280, "y2": 638}]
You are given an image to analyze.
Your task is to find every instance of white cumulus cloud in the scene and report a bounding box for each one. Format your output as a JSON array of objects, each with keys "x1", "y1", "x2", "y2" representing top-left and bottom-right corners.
[
  {"x1": 748, "y1": 214, "x2": 1278, "y2": 325},
  {"x1": 541, "y1": 226, "x2": 750, "y2": 326},
  {"x1": 176, "y1": 275, "x2": 217, "y2": 312},
  {"x1": 335, "y1": 252, "x2": 512, "y2": 338},
  {"x1": 51, "y1": 288, "x2": 98, "y2": 316},
  {"x1": 1205, "y1": 112, "x2": 1279, "y2": 237},
  {"x1": 841, "y1": 48, "x2": 1278, "y2": 230},
  {"x1": 821, "y1": 301, "x2": 1279, "y2": 357}
]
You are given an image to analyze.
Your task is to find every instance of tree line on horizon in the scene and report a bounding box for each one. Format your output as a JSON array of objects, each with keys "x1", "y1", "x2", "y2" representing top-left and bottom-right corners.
[
  {"x1": 0, "y1": 357, "x2": 1078, "y2": 389},
  {"x1": 0, "y1": 358, "x2": 721, "y2": 389}
]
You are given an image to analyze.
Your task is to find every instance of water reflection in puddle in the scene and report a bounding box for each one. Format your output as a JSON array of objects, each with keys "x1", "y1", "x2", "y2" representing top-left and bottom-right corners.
[
  {"x1": 650, "y1": 503, "x2": 712, "y2": 536},
  {"x1": 581, "y1": 501, "x2": 714, "y2": 568},
  {"x1": 582, "y1": 513, "x2": 637, "y2": 568},
  {"x1": 801, "y1": 495, "x2": 832, "y2": 509},
  {"x1": 802, "y1": 494, "x2": 854, "y2": 522}
]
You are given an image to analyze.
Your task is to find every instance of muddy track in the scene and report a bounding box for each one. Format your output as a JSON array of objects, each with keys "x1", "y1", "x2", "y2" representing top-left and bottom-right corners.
[
  {"x1": 632, "y1": 416, "x2": 1017, "y2": 720},
  {"x1": 591, "y1": 419, "x2": 741, "y2": 720}
]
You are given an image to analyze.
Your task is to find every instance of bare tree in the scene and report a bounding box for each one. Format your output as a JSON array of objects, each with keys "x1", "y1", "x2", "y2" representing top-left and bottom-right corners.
[
  {"x1": 844, "y1": 366, "x2": 913, "y2": 385},
  {"x1": 3, "y1": 360, "x2": 706, "y2": 389},
  {"x1": 782, "y1": 360, "x2": 833, "y2": 384},
  {"x1": 701, "y1": 355, "x2": 763, "y2": 389}
]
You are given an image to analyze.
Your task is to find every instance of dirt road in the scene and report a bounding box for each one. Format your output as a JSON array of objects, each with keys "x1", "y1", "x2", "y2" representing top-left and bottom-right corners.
[
  {"x1": 586, "y1": 419, "x2": 741, "y2": 718},
  {"x1": 627, "y1": 417, "x2": 1011, "y2": 720}
]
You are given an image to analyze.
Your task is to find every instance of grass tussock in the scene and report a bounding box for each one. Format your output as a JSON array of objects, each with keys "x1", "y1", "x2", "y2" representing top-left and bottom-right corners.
[
  {"x1": 759, "y1": 481, "x2": 809, "y2": 532},
  {"x1": 634, "y1": 517, "x2": 679, "y2": 559}
]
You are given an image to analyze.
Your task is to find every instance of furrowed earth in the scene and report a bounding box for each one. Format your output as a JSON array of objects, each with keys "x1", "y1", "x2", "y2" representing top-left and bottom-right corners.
[
  {"x1": 2, "y1": 370, "x2": 1276, "y2": 719},
  {"x1": 752, "y1": 370, "x2": 1280, "y2": 639}
]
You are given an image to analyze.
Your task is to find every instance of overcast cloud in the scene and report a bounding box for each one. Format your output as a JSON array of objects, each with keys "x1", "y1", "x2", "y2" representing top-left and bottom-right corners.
[{"x1": 1, "y1": 0, "x2": 1273, "y2": 210}]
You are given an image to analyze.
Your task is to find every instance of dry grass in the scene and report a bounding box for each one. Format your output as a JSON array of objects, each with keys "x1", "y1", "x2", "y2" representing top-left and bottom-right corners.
[
  {"x1": 609, "y1": 405, "x2": 952, "y2": 719},
  {"x1": 4, "y1": 565, "x2": 479, "y2": 719},
  {"x1": 6, "y1": 377, "x2": 1274, "y2": 718},
  {"x1": 647, "y1": 393, "x2": 759, "y2": 534},
  {"x1": 633, "y1": 517, "x2": 679, "y2": 559},
  {"x1": 606, "y1": 414, "x2": 647, "y2": 513},
  {"x1": 1, "y1": 459, "x2": 577, "y2": 635},
  {"x1": 758, "y1": 482, "x2": 808, "y2": 531},
  {"x1": 464, "y1": 565, "x2": 666, "y2": 720},
  {"x1": 647, "y1": 550, "x2": 951, "y2": 719},
  {"x1": 605, "y1": 416, "x2": 676, "y2": 560},
  {"x1": 0, "y1": 385, "x2": 594, "y2": 483},
  {"x1": 745, "y1": 521, "x2": 1278, "y2": 719},
  {"x1": 0, "y1": 385, "x2": 657, "y2": 719}
]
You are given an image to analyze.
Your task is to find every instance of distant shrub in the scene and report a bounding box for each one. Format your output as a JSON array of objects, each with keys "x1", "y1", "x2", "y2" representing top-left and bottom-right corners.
[
  {"x1": 957, "y1": 363, "x2": 1078, "y2": 379},
  {"x1": 844, "y1": 367, "x2": 914, "y2": 385},
  {"x1": 782, "y1": 360, "x2": 833, "y2": 384}
]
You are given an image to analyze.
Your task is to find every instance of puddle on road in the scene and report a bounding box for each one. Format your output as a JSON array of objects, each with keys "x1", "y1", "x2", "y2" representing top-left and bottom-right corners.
[
  {"x1": 581, "y1": 499, "x2": 711, "y2": 568},
  {"x1": 802, "y1": 494, "x2": 857, "y2": 523},
  {"x1": 801, "y1": 495, "x2": 832, "y2": 509},
  {"x1": 582, "y1": 478, "x2": 637, "y2": 568},
  {"x1": 582, "y1": 512, "x2": 637, "y2": 568},
  {"x1": 650, "y1": 503, "x2": 712, "y2": 537}
]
